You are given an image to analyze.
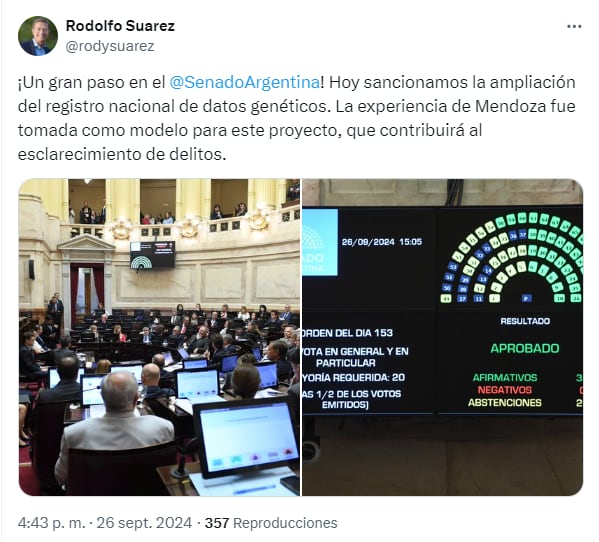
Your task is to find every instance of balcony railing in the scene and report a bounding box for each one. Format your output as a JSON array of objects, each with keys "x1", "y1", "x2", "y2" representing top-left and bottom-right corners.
[{"x1": 62, "y1": 203, "x2": 300, "y2": 244}]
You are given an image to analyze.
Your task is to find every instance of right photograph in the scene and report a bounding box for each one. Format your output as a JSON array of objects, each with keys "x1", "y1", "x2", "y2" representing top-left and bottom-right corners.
[{"x1": 300, "y1": 179, "x2": 582, "y2": 496}]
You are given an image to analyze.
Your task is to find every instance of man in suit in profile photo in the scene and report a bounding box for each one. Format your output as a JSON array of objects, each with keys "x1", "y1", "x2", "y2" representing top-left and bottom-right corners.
[{"x1": 20, "y1": 18, "x2": 53, "y2": 56}]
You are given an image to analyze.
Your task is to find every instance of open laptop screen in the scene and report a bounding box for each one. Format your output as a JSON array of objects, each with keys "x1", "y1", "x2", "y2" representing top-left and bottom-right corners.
[
  {"x1": 183, "y1": 358, "x2": 208, "y2": 370},
  {"x1": 162, "y1": 351, "x2": 175, "y2": 366},
  {"x1": 81, "y1": 374, "x2": 105, "y2": 406},
  {"x1": 192, "y1": 397, "x2": 299, "y2": 479},
  {"x1": 220, "y1": 354, "x2": 239, "y2": 374},
  {"x1": 49, "y1": 367, "x2": 84, "y2": 388},
  {"x1": 177, "y1": 347, "x2": 190, "y2": 360},
  {"x1": 176, "y1": 368, "x2": 220, "y2": 401},
  {"x1": 111, "y1": 363, "x2": 143, "y2": 384},
  {"x1": 256, "y1": 361, "x2": 278, "y2": 389}
]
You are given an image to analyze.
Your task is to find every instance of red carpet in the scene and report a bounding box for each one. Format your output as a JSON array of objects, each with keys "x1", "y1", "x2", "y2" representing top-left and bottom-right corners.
[{"x1": 19, "y1": 445, "x2": 40, "y2": 496}]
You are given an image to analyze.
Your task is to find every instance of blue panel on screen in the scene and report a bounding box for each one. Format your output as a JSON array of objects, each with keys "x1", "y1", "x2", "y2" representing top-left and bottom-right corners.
[{"x1": 302, "y1": 209, "x2": 338, "y2": 276}]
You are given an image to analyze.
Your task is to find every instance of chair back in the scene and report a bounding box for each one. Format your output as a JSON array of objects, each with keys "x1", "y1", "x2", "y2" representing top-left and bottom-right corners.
[
  {"x1": 30, "y1": 400, "x2": 72, "y2": 490},
  {"x1": 66, "y1": 441, "x2": 177, "y2": 495}
]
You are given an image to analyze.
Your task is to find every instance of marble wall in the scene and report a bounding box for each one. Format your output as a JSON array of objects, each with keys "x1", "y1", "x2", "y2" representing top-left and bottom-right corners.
[{"x1": 19, "y1": 193, "x2": 300, "y2": 317}]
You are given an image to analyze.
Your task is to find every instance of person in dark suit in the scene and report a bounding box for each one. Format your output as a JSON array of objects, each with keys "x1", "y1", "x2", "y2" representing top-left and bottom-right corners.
[
  {"x1": 166, "y1": 326, "x2": 185, "y2": 348},
  {"x1": 280, "y1": 305, "x2": 293, "y2": 323},
  {"x1": 20, "y1": 18, "x2": 53, "y2": 56},
  {"x1": 41, "y1": 315, "x2": 59, "y2": 348},
  {"x1": 266, "y1": 339, "x2": 292, "y2": 379},
  {"x1": 47, "y1": 294, "x2": 63, "y2": 329},
  {"x1": 19, "y1": 331, "x2": 48, "y2": 382},
  {"x1": 34, "y1": 325, "x2": 50, "y2": 352},
  {"x1": 100, "y1": 198, "x2": 107, "y2": 224},
  {"x1": 141, "y1": 363, "x2": 174, "y2": 399},
  {"x1": 79, "y1": 201, "x2": 92, "y2": 224},
  {"x1": 187, "y1": 325, "x2": 210, "y2": 355},
  {"x1": 53, "y1": 336, "x2": 76, "y2": 365},
  {"x1": 150, "y1": 353, "x2": 170, "y2": 379},
  {"x1": 36, "y1": 355, "x2": 81, "y2": 403},
  {"x1": 210, "y1": 204, "x2": 223, "y2": 220}
]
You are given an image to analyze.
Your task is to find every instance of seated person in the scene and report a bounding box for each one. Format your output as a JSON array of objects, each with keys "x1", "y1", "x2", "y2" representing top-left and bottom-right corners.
[
  {"x1": 93, "y1": 302, "x2": 106, "y2": 317},
  {"x1": 95, "y1": 359, "x2": 112, "y2": 374},
  {"x1": 266, "y1": 339, "x2": 292, "y2": 379},
  {"x1": 264, "y1": 310, "x2": 282, "y2": 330},
  {"x1": 139, "y1": 326, "x2": 153, "y2": 345},
  {"x1": 280, "y1": 304, "x2": 293, "y2": 323},
  {"x1": 241, "y1": 321, "x2": 261, "y2": 343},
  {"x1": 283, "y1": 325, "x2": 297, "y2": 346},
  {"x1": 222, "y1": 333, "x2": 238, "y2": 355},
  {"x1": 113, "y1": 324, "x2": 127, "y2": 343},
  {"x1": 180, "y1": 316, "x2": 191, "y2": 336},
  {"x1": 19, "y1": 331, "x2": 47, "y2": 383},
  {"x1": 96, "y1": 313, "x2": 110, "y2": 328},
  {"x1": 53, "y1": 336, "x2": 76, "y2": 365},
  {"x1": 237, "y1": 305, "x2": 250, "y2": 321},
  {"x1": 220, "y1": 319, "x2": 235, "y2": 337},
  {"x1": 187, "y1": 325, "x2": 210, "y2": 355},
  {"x1": 150, "y1": 353, "x2": 170, "y2": 378},
  {"x1": 37, "y1": 354, "x2": 82, "y2": 403},
  {"x1": 166, "y1": 326, "x2": 185, "y2": 348},
  {"x1": 34, "y1": 325, "x2": 50, "y2": 352},
  {"x1": 141, "y1": 363, "x2": 174, "y2": 399},
  {"x1": 31, "y1": 329, "x2": 47, "y2": 355},
  {"x1": 54, "y1": 372, "x2": 174, "y2": 487},
  {"x1": 230, "y1": 364, "x2": 261, "y2": 399},
  {"x1": 224, "y1": 352, "x2": 257, "y2": 391},
  {"x1": 205, "y1": 334, "x2": 228, "y2": 367}
]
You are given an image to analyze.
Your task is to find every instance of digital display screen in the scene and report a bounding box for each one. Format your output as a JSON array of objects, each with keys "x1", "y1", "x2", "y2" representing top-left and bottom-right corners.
[
  {"x1": 130, "y1": 241, "x2": 176, "y2": 269},
  {"x1": 302, "y1": 205, "x2": 583, "y2": 416}
]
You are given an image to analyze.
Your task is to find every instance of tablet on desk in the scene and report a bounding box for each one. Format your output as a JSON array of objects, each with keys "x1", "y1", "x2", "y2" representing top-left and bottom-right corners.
[{"x1": 188, "y1": 397, "x2": 300, "y2": 496}]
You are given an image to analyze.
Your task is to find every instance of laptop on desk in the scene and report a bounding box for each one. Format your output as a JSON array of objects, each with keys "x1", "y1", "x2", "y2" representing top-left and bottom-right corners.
[
  {"x1": 174, "y1": 368, "x2": 225, "y2": 415},
  {"x1": 189, "y1": 397, "x2": 299, "y2": 496},
  {"x1": 49, "y1": 367, "x2": 84, "y2": 388},
  {"x1": 81, "y1": 374, "x2": 106, "y2": 418},
  {"x1": 219, "y1": 354, "x2": 239, "y2": 375},
  {"x1": 183, "y1": 358, "x2": 208, "y2": 370},
  {"x1": 111, "y1": 363, "x2": 143, "y2": 384},
  {"x1": 81, "y1": 374, "x2": 141, "y2": 419}
]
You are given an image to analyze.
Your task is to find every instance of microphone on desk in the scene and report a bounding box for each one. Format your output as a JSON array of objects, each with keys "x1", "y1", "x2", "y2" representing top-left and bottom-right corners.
[{"x1": 171, "y1": 437, "x2": 197, "y2": 479}]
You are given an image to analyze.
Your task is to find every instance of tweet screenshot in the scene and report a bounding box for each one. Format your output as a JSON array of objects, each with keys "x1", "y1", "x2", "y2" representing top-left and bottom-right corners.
[{"x1": 2, "y1": 1, "x2": 597, "y2": 540}]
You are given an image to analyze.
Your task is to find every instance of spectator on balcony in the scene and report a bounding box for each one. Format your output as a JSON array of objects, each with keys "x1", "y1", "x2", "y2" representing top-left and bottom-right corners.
[
  {"x1": 235, "y1": 202, "x2": 248, "y2": 217},
  {"x1": 210, "y1": 204, "x2": 223, "y2": 220},
  {"x1": 287, "y1": 180, "x2": 300, "y2": 201},
  {"x1": 163, "y1": 211, "x2": 174, "y2": 224},
  {"x1": 80, "y1": 201, "x2": 92, "y2": 224},
  {"x1": 90, "y1": 209, "x2": 101, "y2": 224}
]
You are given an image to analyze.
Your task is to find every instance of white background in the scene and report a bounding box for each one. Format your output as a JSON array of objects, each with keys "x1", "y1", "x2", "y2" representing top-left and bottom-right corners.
[{"x1": 2, "y1": 1, "x2": 596, "y2": 540}]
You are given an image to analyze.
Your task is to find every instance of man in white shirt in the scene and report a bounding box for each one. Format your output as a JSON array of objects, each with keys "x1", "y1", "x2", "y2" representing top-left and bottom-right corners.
[{"x1": 54, "y1": 371, "x2": 174, "y2": 486}]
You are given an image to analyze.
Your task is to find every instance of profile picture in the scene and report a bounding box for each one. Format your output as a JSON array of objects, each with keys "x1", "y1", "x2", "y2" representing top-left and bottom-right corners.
[{"x1": 18, "y1": 16, "x2": 58, "y2": 56}]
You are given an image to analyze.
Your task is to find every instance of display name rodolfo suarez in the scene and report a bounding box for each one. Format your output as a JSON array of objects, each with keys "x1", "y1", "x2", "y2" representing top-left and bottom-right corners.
[{"x1": 66, "y1": 20, "x2": 176, "y2": 32}]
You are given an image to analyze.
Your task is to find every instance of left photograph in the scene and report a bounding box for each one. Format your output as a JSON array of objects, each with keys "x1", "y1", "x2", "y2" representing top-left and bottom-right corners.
[{"x1": 18, "y1": 178, "x2": 301, "y2": 496}]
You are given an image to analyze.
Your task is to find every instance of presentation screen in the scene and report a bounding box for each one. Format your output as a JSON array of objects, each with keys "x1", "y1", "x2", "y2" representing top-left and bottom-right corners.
[
  {"x1": 130, "y1": 241, "x2": 176, "y2": 269},
  {"x1": 302, "y1": 205, "x2": 583, "y2": 417}
]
